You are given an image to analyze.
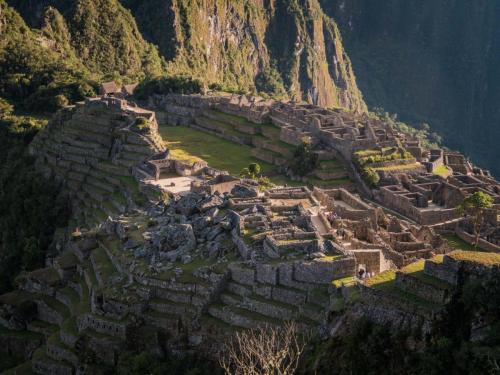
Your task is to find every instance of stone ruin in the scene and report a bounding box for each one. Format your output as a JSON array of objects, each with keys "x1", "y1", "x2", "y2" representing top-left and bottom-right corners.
[
  {"x1": 29, "y1": 96, "x2": 169, "y2": 227},
  {"x1": 1, "y1": 93, "x2": 499, "y2": 374}
]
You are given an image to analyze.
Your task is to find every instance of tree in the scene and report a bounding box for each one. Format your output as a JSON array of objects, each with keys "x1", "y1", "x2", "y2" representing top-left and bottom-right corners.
[
  {"x1": 248, "y1": 163, "x2": 261, "y2": 179},
  {"x1": 290, "y1": 139, "x2": 318, "y2": 176},
  {"x1": 363, "y1": 167, "x2": 380, "y2": 188},
  {"x1": 430, "y1": 132, "x2": 442, "y2": 145},
  {"x1": 459, "y1": 191, "x2": 494, "y2": 249},
  {"x1": 420, "y1": 123, "x2": 431, "y2": 132},
  {"x1": 0, "y1": 98, "x2": 14, "y2": 118},
  {"x1": 220, "y1": 321, "x2": 307, "y2": 375}
]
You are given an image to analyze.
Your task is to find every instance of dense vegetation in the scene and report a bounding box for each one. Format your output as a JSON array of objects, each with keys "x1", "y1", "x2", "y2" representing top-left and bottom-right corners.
[
  {"x1": 0, "y1": 0, "x2": 97, "y2": 112},
  {"x1": 290, "y1": 140, "x2": 319, "y2": 176},
  {"x1": 303, "y1": 271, "x2": 500, "y2": 375},
  {"x1": 7, "y1": 0, "x2": 165, "y2": 80},
  {"x1": 1, "y1": 0, "x2": 165, "y2": 114},
  {"x1": 0, "y1": 100, "x2": 69, "y2": 293},
  {"x1": 134, "y1": 76, "x2": 203, "y2": 100},
  {"x1": 112, "y1": 0, "x2": 366, "y2": 110}
]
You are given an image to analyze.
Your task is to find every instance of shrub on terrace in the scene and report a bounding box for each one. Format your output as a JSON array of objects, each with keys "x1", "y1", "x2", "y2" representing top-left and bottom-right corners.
[
  {"x1": 134, "y1": 75, "x2": 203, "y2": 100},
  {"x1": 290, "y1": 139, "x2": 318, "y2": 176},
  {"x1": 255, "y1": 67, "x2": 287, "y2": 99},
  {"x1": 362, "y1": 167, "x2": 380, "y2": 188},
  {"x1": 134, "y1": 116, "x2": 150, "y2": 131}
]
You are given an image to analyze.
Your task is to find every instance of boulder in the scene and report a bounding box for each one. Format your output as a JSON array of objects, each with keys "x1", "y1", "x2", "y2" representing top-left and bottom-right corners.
[
  {"x1": 154, "y1": 224, "x2": 196, "y2": 253},
  {"x1": 231, "y1": 184, "x2": 258, "y2": 198},
  {"x1": 173, "y1": 193, "x2": 201, "y2": 215},
  {"x1": 196, "y1": 195, "x2": 224, "y2": 212}
]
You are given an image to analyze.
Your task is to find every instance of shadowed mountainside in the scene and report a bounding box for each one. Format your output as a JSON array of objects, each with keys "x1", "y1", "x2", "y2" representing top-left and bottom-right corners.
[{"x1": 321, "y1": 0, "x2": 500, "y2": 177}]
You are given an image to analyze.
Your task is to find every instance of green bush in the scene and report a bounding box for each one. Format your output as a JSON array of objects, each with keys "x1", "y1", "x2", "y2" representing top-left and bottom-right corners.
[
  {"x1": 134, "y1": 75, "x2": 203, "y2": 100},
  {"x1": 290, "y1": 139, "x2": 318, "y2": 176},
  {"x1": 134, "y1": 116, "x2": 150, "y2": 130},
  {"x1": 255, "y1": 67, "x2": 287, "y2": 98},
  {"x1": 362, "y1": 167, "x2": 380, "y2": 187}
]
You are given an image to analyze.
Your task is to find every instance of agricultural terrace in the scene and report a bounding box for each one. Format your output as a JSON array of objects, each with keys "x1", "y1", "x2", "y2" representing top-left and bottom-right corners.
[
  {"x1": 158, "y1": 125, "x2": 351, "y2": 188},
  {"x1": 354, "y1": 147, "x2": 421, "y2": 171},
  {"x1": 158, "y1": 126, "x2": 273, "y2": 176}
]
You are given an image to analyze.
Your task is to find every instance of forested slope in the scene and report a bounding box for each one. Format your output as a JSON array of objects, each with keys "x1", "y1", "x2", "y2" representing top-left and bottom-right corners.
[{"x1": 322, "y1": 0, "x2": 500, "y2": 177}]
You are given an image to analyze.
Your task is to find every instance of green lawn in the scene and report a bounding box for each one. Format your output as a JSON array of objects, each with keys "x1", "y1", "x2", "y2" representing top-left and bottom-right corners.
[
  {"x1": 448, "y1": 250, "x2": 500, "y2": 266},
  {"x1": 443, "y1": 234, "x2": 476, "y2": 251},
  {"x1": 158, "y1": 125, "x2": 352, "y2": 188},
  {"x1": 159, "y1": 125, "x2": 275, "y2": 176},
  {"x1": 433, "y1": 164, "x2": 452, "y2": 177}
]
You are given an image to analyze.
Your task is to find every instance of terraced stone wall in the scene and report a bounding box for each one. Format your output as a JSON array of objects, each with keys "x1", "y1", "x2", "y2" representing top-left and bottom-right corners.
[{"x1": 30, "y1": 98, "x2": 166, "y2": 227}]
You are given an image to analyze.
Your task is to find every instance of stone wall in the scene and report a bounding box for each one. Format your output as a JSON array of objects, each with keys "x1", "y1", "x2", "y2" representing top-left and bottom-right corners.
[
  {"x1": 231, "y1": 229, "x2": 252, "y2": 260},
  {"x1": 77, "y1": 313, "x2": 128, "y2": 340},
  {"x1": 349, "y1": 250, "x2": 381, "y2": 274},
  {"x1": 395, "y1": 273, "x2": 450, "y2": 304},
  {"x1": 455, "y1": 228, "x2": 500, "y2": 253}
]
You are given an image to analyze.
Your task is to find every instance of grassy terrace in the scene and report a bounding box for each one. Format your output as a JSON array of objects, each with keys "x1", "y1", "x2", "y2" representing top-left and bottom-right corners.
[
  {"x1": 433, "y1": 164, "x2": 452, "y2": 177},
  {"x1": 159, "y1": 114, "x2": 352, "y2": 188},
  {"x1": 448, "y1": 250, "x2": 500, "y2": 266},
  {"x1": 363, "y1": 269, "x2": 438, "y2": 309},
  {"x1": 91, "y1": 247, "x2": 119, "y2": 284},
  {"x1": 443, "y1": 234, "x2": 476, "y2": 251},
  {"x1": 373, "y1": 163, "x2": 422, "y2": 171},
  {"x1": 210, "y1": 109, "x2": 275, "y2": 128},
  {"x1": 332, "y1": 276, "x2": 357, "y2": 288},
  {"x1": 400, "y1": 259, "x2": 451, "y2": 289},
  {"x1": 159, "y1": 125, "x2": 275, "y2": 176}
]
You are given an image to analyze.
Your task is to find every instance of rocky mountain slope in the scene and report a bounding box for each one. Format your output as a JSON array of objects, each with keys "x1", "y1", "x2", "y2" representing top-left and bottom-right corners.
[
  {"x1": 6, "y1": 0, "x2": 164, "y2": 80},
  {"x1": 321, "y1": 0, "x2": 500, "y2": 178},
  {"x1": 6, "y1": 0, "x2": 366, "y2": 112}
]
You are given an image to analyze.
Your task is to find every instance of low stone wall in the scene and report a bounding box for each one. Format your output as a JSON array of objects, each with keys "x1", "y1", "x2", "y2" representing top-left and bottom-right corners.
[
  {"x1": 293, "y1": 258, "x2": 356, "y2": 284},
  {"x1": 455, "y1": 228, "x2": 500, "y2": 253},
  {"x1": 395, "y1": 272, "x2": 450, "y2": 304},
  {"x1": 36, "y1": 300, "x2": 64, "y2": 326},
  {"x1": 231, "y1": 229, "x2": 252, "y2": 260},
  {"x1": 358, "y1": 285, "x2": 435, "y2": 332},
  {"x1": 349, "y1": 250, "x2": 381, "y2": 274},
  {"x1": 77, "y1": 313, "x2": 128, "y2": 340},
  {"x1": 0, "y1": 332, "x2": 42, "y2": 361},
  {"x1": 47, "y1": 343, "x2": 79, "y2": 366},
  {"x1": 423, "y1": 260, "x2": 459, "y2": 286},
  {"x1": 32, "y1": 358, "x2": 73, "y2": 375}
]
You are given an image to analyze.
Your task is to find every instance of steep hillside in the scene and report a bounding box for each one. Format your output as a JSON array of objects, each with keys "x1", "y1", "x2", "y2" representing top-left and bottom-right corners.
[
  {"x1": 8, "y1": 0, "x2": 366, "y2": 111},
  {"x1": 7, "y1": 0, "x2": 165, "y2": 80},
  {"x1": 321, "y1": 0, "x2": 500, "y2": 177},
  {"x1": 114, "y1": 0, "x2": 367, "y2": 111},
  {"x1": 0, "y1": 0, "x2": 97, "y2": 112}
]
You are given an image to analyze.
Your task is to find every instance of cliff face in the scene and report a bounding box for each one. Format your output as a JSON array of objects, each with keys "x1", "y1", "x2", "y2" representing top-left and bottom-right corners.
[
  {"x1": 109, "y1": 0, "x2": 367, "y2": 111},
  {"x1": 8, "y1": 0, "x2": 366, "y2": 111},
  {"x1": 321, "y1": 0, "x2": 500, "y2": 177}
]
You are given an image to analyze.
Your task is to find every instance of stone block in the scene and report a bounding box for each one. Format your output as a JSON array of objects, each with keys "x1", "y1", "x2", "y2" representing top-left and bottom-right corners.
[
  {"x1": 272, "y1": 286, "x2": 306, "y2": 305},
  {"x1": 229, "y1": 264, "x2": 255, "y2": 286},
  {"x1": 253, "y1": 285, "x2": 272, "y2": 299},
  {"x1": 293, "y1": 258, "x2": 355, "y2": 284},
  {"x1": 256, "y1": 263, "x2": 278, "y2": 285}
]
